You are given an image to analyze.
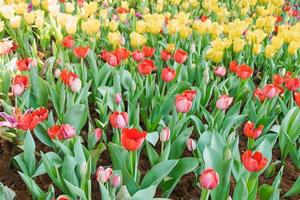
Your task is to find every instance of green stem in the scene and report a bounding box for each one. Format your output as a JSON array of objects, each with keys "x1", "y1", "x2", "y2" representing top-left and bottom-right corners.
[
  {"x1": 200, "y1": 189, "x2": 210, "y2": 200},
  {"x1": 130, "y1": 151, "x2": 137, "y2": 181},
  {"x1": 247, "y1": 138, "x2": 254, "y2": 149},
  {"x1": 161, "y1": 142, "x2": 164, "y2": 154}
]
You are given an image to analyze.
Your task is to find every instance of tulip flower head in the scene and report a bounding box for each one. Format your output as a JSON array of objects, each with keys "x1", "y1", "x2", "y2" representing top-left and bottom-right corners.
[
  {"x1": 12, "y1": 75, "x2": 30, "y2": 96},
  {"x1": 214, "y1": 66, "x2": 226, "y2": 77},
  {"x1": 199, "y1": 168, "x2": 219, "y2": 190},
  {"x1": 161, "y1": 67, "x2": 176, "y2": 82},
  {"x1": 109, "y1": 111, "x2": 128, "y2": 129},
  {"x1": 62, "y1": 35, "x2": 74, "y2": 48},
  {"x1": 175, "y1": 90, "x2": 196, "y2": 113},
  {"x1": 96, "y1": 166, "x2": 112, "y2": 184},
  {"x1": 115, "y1": 93, "x2": 122, "y2": 105},
  {"x1": 132, "y1": 50, "x2": 145, "y2": 62},
  {"x1": 73, "y1": 46, "x2": 89, "y2": 59},
  {"x1": 236, "y1": 64, "x2": 253, "y2": 80},
  {"x1": 187, "y1": 138, "x2": 196, "y2": 152},
  {"x1": 16, "y1": 58, "x2": 36, "y2": 71},
  {"x1": 174, "y1": 49, "x2": 188, "y2": 64},
  {"x1": 160, "y1": 127, "x2": 170, "y2": 142},
  {"x1": 121, "y1": 128, "x2": 147, "y2": 151},
  {"x1": 47, "y1": 124, "x2": 76, "y2": 140},
  {"x1": 216, "y1": 95, "x2": 233, "y2": 111},
  {"x1": 0, "y1": 107, "x2": 48, "y2": 131},
  {"x1": 294, "y1": 92, "x2": 300, "y2": 107},
  {"x1": 243, "y1": 121, "x2": 264, "y2": 139},
  {"x1": 242, "y1": 150, "x2": 268, "y2": 172},
  {"x1": 60, "y1": 69, "x2": 81, "y2": 92},
  {"x1": 285, "y1": 77, "x2": 300, "y2": 91},
  {"x1": 110, "y1": 173, "x2": 121, "y2": 188},
  {"x1": 142, "y1": 46, "x2": 155, "y2": 57},
  {"x1": 138, "y1": 59, "x2": 157, "y2": 75},
  {"x1": 161, "y1": 50, "x2": 172, "y2": 61},
  {"x1": 57, "y1": 195, "x2": 71, "y2": 200}
]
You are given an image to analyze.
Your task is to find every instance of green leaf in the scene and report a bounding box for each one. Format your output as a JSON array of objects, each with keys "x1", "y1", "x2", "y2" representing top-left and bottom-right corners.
[
  {"x1": 169, "y1": 127, "x2": 193, "y2": 159},
  {"x1": 233, "y1": 177, "x2": 248, "y2": 200},
  {"x1": 131, "y1": 186, "x2": 157, "y2": 200},
  {"x1": 64, "y1": 104, "x2": 88, "y2": 133},
  {"x1": 285, "y1": 176, "x2": 300, "y2": 197},
  {"x1": 141, "y1": 160, "x2": 178, "y2": 189},
  {"x1": 64, "y1": 179, "x2": 87, "y2": 200},
  {"x1": 99, "y1": 183, "x2": 110, "y2": 200},
  {"x1": 62, "y1": 156, "x2": 79, "y2": 187},
  {"x1": 258, "y1": 184, "x2": 275, "y2": 200},
  {"x1": 0, "y1": 182, "x2": 15, "y2": 200},
  {"x1": 19, "y1": 172, "x2": 44, "y2": 198},
  {"x1": 161, "y1": 157, "x2": 199, "y2": 197},
  {"x1": 116, "y1": 186, "x2": 131, "y2": 200},
  {"x1": 23, "y1": 131, "x2": 36, "y2": 176}
]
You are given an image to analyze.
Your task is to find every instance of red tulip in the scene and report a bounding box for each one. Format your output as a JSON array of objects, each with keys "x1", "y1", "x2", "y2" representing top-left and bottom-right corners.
[
  {"x1": 254, "y1": 88, "x2": 266, "y2": 102},
  {"x1": 175, "y1": 95, "x2": 192, "y2": 113},
  {"x1": 57, "y1": 195, "x2": 71, "y2": 200},
  {"x1": 174, "y1": 49, "x2": 188, "y2": 64},
  {"x1": 142, "y1": 46, "x2": 155, "y2": 57},
  {"x1": 132, "y1": 50, "x2": 144, "y2": 62},
  {"x1": 114, "y1": 47, "x2": 130, "y2": 60},
  {"x1": 62, "y1": 35, "x2": 74, "y2": 48},
  {"x1": 199, "y1": 168, "x2": 219, "y2": 190},
  {"x1": 31, "y1": 107, "x2": 49, "y2": 121},
  {"x1": 116, "y1": 7, "x2": 128, "y2": 14},
  {"x1": 229, "y1": 60, "x2": 238, "y2": 73},
  {"x1": 216, "y1": 95, "x2": 233, "y2": 110},
  {"x1": 109, "y1": 112, "x2": 128, "y2": 129},
  {"x1": 161, "y1": 50, "x2": 172, "y2": 61},
  {"x1": 17, "y1": 113, "x2": 41, "y2": 131},
  {"x1": 285, "y1": 78, "x2": 300, "y2": 91},
  {"x1": 242, "y1": 150, "x2": 268, "y2": 172},
  {"x1": 101, "y1": 50, "x2": 121, "y2": 67},
  {"x1": 77, "y1": 0, "x2": 85, "y2": 7},
  {"x1": 121, "y1": 128, "x2": 147, "y2": 151},
  {"x1": 273, "y1": 74, "x2": 284, "y2": 85},
  {"x1": 182, "y1": 90, "x2": 196, "y2": 101},
  {"x1": 294, "y1": 92, "x2": 300, "y2": 107},
  {"x1": 214, "y1": 66, "x2": 226, "y2": 77},
  {"x1": 236, "y1": 64, "x2": 253, "y2": 80},
  {"x1": 60, "y1": 69, "x2": 81, "y2": 92},
  {"x1": 138, "y1": 59, "x2": 157, "y2": 75},
  {"x1": 262, "y1": 84, "x2": 278, "y2": 99},
  {"x1": 161, "y1": 67, "x2": 176, "y2": 82},
  {"x1": 200, "y1": 16, "x2": 208, "y2": 22},
  {"x1": 47, "y1": 124, "x2": 76, "y2": 140},
  {"x1": 73, "y1": 46, "x2": 89, "y2": 59},
  {"x1": 16, "y1": 58, "x2": 36, "y2": 71},
  {"x1": 12, "y1": 75, "x2": 30, "y2": 95},
  {"x1": 243, "y1": 121, "x2": 264, "y2": 139}
]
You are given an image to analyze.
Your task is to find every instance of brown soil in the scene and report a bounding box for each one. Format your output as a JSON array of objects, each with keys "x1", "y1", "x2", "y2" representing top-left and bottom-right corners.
[{"x1": 0, "y1": 133, "x2": 299, "y2": 200}]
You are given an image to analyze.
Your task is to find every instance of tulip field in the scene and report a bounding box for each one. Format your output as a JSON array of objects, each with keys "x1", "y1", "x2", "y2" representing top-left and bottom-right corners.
[{"x1": 1, "y1": 0, "x2": 300, "y2": 199}]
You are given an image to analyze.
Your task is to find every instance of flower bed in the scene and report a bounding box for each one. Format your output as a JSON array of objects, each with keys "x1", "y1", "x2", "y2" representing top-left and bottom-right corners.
[{"x1": 0, "y1": 0, "x2": 300, "y2": 199}]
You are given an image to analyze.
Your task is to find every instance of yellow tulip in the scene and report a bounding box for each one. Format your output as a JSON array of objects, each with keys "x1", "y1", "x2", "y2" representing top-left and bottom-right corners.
[
  {"x1": 32, "y1": 0, "x2": 40, "y2": 6},
  {"x1": 10, "y1": 15, "x2": 21, "y2": 29},
  {"x1": 252, "y1": 44, "x2": 261, "y2": 55},
  {"x1": 271, "y1": 36, "x2": 283, "y2": 50},
  {"x1": 264, "y1": 45, "x2": 276, "y2": 58},
  {"x1": 179, "y1": 26, "x2": 192, "y2": 39},
  {"x1": 130, "y1": 32, "x2": 146, "y2": 48},
  {"x1": 0, "y1": 21, "x2": 4, "y2": 32},
  {"x1": 233, "y1": 38, "x2": 245, "y2": 53},
  {"x1": 108, "y1": 31, "x2": 121, "y2": 46},
  {"x1": 66, "y1": 3, "x2": 75, "y2": 13},
  {"x1": 288, "y1": 42, "x2": 299, "y2": 55},
  {"x1": 81, "y1": 18, "x2": 100, "y2": 35},
  {"x1": 24, "y1": 12, "x2": 35, "y2": 25},
  {"x1": 136, "y1": 20, "x2": 146, "y2": 33},
  {"x1": 109, "y1": 20, "x2": 119, "y2": 32}
]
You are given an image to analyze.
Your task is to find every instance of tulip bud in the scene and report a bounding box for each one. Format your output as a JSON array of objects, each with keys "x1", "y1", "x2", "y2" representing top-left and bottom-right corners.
[
  {"x1": 264, "y1": 161, "x2": 277, "y2": 179},
  {"x1": 96, "y1": 166, "x2": 112, "y2": 184},
  {"x1": 54, "y1": 68, "x2": 61, "y2": 78},
  {"x1": 12, "y1": 84, "x2": 24, "y2": 96},
  {"x1": 160, "y1": 127, "x2": 170, "y2": 143},
  {"x1": 190, "y1": 43, "x2": 196, "y2": 53},
  {"x1": 199, "y1": 168, "x2": 219, "y2": 190},
  {"x1": 80, "y1": 161, "x2": 87, "y2": 177},
  {"x1": 223, "y1": 148, "x2": 232, "y2": 160},
  {"x1": 57, "y1": 195, "x2": 71, "y2": 200},
  {"x1": 70, "y1": 78, "x2": 82, "y2": 93},
  {"x1": 187, "y1": 138, "x2": 196, "y2": 152},
  {"x1": 214, "y1": 66, "x2": 226, "y2": 77},
  {"x1": 110, "y1": 173, "x2": 121, "y2": 188},
  {"x1": 115, "y1": 93, "x2": 122, "y2": 105},
  {"x1": 203, "y1": 66, "x2": 209, "y2": 84},
  {"x1": 94, "y1": 128, "x2": 102, "y2": 142}
]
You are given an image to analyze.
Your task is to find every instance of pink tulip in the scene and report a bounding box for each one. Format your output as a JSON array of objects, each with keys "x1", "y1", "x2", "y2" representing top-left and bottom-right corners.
[
  {"x1": 12, "y1": 84, "x2": 24, "y2": 96},
  {"x1": 115, "y1": 93, "x2": 122, "y2": 105},
  {"x1": 216, "y1": 95, "x2": 233, "y2": 110},
  {"x1": 70, "y1": 78, "x2": 82, "y2": 93},
  {"x1": 94, "y1": 128, "x2": 102, "y2": 142},
  {"x1": 96, "y1": 166, "x2": 113, "y2": 183},
  {"x1": 199, "y1": 168, "x2": 219, "y2": 190},
  {"x1": 60, "y1": 124, "x2": 76, "y2": 139},
  {"x1": 160, "y1": 127, "x2": 170, "y2": 142},
  {"x1": 57, "y1": 195, "x2": 71, "y2": 200},
  {"x1": 109, "y1": 112, "x2": 128, "y2": 129},
  {"x1": 214, "y1": 66, "x2": 226, "y2": 77},
  {"x1": 187, "y1": 138, "x2": 196, "y2": 151},
  {"x1": 132, "y1": 50, "x2": 145, "y2": 62},
  {"x1": 110, "y1": 173, "x2": 121, "y2": 188},
  {"x1": 175, "y1": 95, "x2": 193, "y2": 113}
]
